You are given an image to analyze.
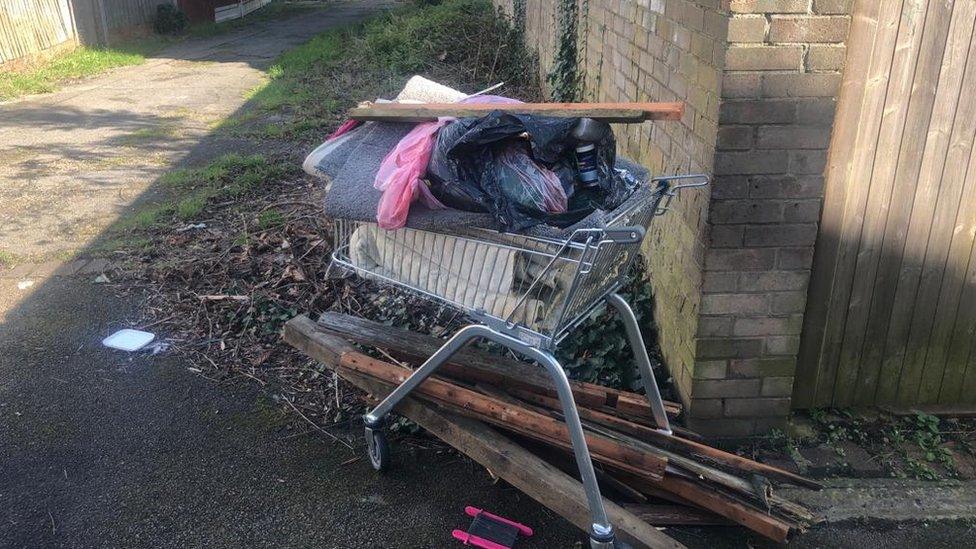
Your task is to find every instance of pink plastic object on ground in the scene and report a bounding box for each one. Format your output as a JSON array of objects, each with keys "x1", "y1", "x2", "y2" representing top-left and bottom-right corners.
[
  {"x1": 451, "y1": 506, "x2": 533, "y2": 549},
  {"x1": 374, "y1": 95, "x2": 521, "y2": 230}
]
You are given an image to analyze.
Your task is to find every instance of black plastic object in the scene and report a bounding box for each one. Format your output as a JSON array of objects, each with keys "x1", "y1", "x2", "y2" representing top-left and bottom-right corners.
[
  {"x1": 426, "y1": 111, "x2": 638, "y2": 232},
  {"x1": 468, "y1": 514, "x2": 519, "y2": 546},
  {"x1": 452, "y1": 506, "x2": 533, "y2": 548}
]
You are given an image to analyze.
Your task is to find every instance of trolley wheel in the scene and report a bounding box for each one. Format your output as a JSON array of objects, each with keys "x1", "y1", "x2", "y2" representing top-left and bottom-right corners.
[{"x1": 365, "y1": 426, "x2": 390, "y2": 471}]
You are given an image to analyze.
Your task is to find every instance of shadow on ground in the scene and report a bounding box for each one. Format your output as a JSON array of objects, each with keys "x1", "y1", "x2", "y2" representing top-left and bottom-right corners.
[{"x1": 0, "y1": 3, "x2": 584, "y2": 547}]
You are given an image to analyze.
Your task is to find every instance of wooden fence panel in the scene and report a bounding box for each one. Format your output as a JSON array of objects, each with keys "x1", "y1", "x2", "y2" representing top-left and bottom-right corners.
[
  {"x1": 100, "y1": 0, "x2": 166, "y2": 32},
  {"x1": 0, "y1": 0, "x2": 76, "y2": 63},
  {"x1": 797, "y1": 0, "x2": 976, "y2": 409},
  {"x1": 0, "y1": 0, "x2": 171, "y2": 63}
]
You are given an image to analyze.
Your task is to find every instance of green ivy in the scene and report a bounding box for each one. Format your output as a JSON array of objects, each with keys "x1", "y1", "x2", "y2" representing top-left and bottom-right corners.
[
  {"x1": 547, "y1": 0, "x2": 580, "y2": 102},
  {"x1": 513, "y1": 0, "x2": 527, "y2": 37},
  {"x1": 554, "y1": 263, "x2": 662, "y2": 390}
]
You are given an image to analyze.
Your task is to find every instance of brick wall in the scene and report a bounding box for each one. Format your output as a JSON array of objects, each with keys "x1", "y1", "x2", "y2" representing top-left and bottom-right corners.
[
  {"x1": 493, "y1": 0, "x2": 854, "y2": 436},
  {"x1": 494, "y1": 0, "x2": 728, "y2": 403},
  {"x1": 689, "y1": 0, "x2": 851, "y2": 436},
  {"x1": 577, "y1": 0, "x2": 728, "y2": 402}
]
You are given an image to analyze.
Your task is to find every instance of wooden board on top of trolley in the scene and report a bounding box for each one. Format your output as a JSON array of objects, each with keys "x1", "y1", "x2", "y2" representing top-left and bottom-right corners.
[
  {"x1": 347, "y1": 101, "x2": 685, "y2": 123},
  {"x1": 283, "y1": 313, "x2": 821, "y2": 548}
]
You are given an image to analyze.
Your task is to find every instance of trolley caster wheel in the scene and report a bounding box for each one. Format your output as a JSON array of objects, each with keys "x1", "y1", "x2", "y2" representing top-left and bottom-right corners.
[{"x1": 365, "y1": 426, "x2": 390, "y2": 471}]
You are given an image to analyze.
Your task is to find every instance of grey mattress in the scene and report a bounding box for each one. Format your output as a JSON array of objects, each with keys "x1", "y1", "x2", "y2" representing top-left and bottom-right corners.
[{"x1": 319, "y1": 121, "x2": 654, "y2": 238}]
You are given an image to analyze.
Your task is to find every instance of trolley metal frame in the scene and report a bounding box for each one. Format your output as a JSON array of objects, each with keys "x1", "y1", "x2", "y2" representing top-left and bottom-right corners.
[{"x1": 329, "y1": 174, "x2": 708, "y2": 548}]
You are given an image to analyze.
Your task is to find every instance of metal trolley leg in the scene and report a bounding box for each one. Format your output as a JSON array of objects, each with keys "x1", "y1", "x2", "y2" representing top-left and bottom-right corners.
[
  {"x1": 362, "y1": 323, "x2": 616, "y2": 548},
  {"x1": 605, "y1": 292, "x2": 672, "y2": 435}
]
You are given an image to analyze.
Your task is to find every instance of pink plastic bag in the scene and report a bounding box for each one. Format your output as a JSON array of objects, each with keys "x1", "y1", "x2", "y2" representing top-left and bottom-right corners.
[
  {"x1": 374, "y1": 95, "x2": 521, "y2": 230},
  {"x1": 326, "y1": 119, "x2": 361, "y2": 141},
  {"x1": 374, "y1": 119, "x2": 451, "y2": 229}
]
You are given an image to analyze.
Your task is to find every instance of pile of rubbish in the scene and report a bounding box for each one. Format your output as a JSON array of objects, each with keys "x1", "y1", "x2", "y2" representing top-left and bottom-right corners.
[
  {"x1": 291, "y1": 78, "x2": 818, "y2": 547},
  {"x1": 303, "y1": 76, "x2": 659, "y2": 234},
  {"x1": 285, "y1": 312, "x2": 821, "y2": 547}
]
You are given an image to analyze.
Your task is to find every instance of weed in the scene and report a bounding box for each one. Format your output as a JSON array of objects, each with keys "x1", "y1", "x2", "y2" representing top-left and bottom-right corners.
[
  {"x1": 556, "y1": 262, "x2": 659, "y2": 388},
  {"x1": 905, "y1": 457, "x2": 940, "y2": 481},
  {"x1": 230, "y1": 0, "x2": 540, "y2": 141},
  {"x1": 0, "y1": 249, "x2": 18, "y2": 267},
  {"x1": 176, "y1": 194, "x2": 208, "y2": 218},
  {"x1": 258, "y1": 209, "x2": 284, "y2": 229},
  {"x1": 116, "y1": 154, "x2": 294, "y2": 238}
]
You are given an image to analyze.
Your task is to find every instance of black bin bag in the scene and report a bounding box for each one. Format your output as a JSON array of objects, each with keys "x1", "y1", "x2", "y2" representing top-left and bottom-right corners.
[{"x1": 426, "y1": 111, "x2": 638, "y2": 232}]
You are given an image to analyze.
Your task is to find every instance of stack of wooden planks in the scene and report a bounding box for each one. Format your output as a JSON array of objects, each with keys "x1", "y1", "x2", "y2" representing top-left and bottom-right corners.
[{"x1": 284, "y1": 313, "x2": 820, "y2": 548}]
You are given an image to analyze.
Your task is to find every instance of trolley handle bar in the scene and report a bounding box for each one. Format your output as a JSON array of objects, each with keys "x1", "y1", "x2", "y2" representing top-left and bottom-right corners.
[{"x1": 651, "y1": 174, "x2": 710, "y2": 215}]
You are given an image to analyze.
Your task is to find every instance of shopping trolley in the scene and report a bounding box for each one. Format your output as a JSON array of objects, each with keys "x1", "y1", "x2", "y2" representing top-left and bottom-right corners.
[{"x1": 328, "y1": 174, "x2": 708, "y2": 548}]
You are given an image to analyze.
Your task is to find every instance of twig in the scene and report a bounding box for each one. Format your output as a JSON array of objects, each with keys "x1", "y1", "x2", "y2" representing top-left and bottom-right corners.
[
  {"x1": 283, "y1": 397, "x2": 353, "y2": 450},
  {"x1": 198, "y1": 294, "x2": 250, "y2": 302}
]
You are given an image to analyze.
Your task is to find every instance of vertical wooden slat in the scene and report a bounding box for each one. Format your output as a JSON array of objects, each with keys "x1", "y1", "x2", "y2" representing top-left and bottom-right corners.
[
  {"x1": 798, "y1": 0, "x2": 976, "y2": 408},
  {"x1": 856, "y1": 0, "x2": 970, "y2": 406},
  {"x1": 931, "y1": 131, "x2": 976, "y2": 403},
  {"x1": 952, "y1": 233, "x2": 976, "y2": 403},
  {"x1": 873, "y1": 7, "x2": 963, "y2": 403},
  {"x1": 795, "y1": 0, "x2": 886, "y2": 408},
  {"x1": 913, "y1": 34, "x2": 976, "y2": 402},
  {"x1": 895, "y1": 13, "x2": 976, "y2": 404},
  {"x1": 867, "y1": 2, "x2": 976, "y2": 401},
  {"x1": 832, "y1": 0, "x2": 942, "y2": 407},
  {"x1": 808, "y1": 0, "x2": 908, "y2": 406},
  {"x1": 0, "y1": 0, "x2": 163, "y2": 63}
]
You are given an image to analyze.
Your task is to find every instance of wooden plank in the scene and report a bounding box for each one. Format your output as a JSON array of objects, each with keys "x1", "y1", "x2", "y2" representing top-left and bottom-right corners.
[
  {"x1": 833, "y1": 0, "x2": 943, "y2": 406},
  {"x1": 337, "y1": 352, "x2": 669, "y2": 482},
  {"x1": 921, "y1": 31, "x2": 976, "y2": 403},
  {"x1": 935, "y1": 142, "x2": 976, "y2": 401},
  {"x1": 346, "y1": 101, "x2": 685, "y2": 123},
  {"x1": 618, "y1": 472, "x2": 794, "y2": 543},
  {"x1": 794, "y1": 0, "x2": 882, "y2": 406},
  {"x1": 947, "y1": 225, "x2": 976, "y2": 403},
  {"x1": 315, "y1": 312, "x2": 681, "y2": 419},
  {"x1": 0, "y1": 0, "x2": 80, "y2": 64},
  {"x1": 509, "y1": 389, "x2": 821, "y2": 490},
  {"x1": 859, "y1": 0, "x2": 976, "y2": 405},
  {"x1": 894, "y1": 14, "x2": 976, "y2": 404},
  {"x1": 807, "y1": 0, "x2": 908, "y2": 406},
  {"x1": 283, "y1": 315, "x2": 684, "y2": 549},
  {"x1": 623, "y1": 504, "x2": 733, "y2": 526}
]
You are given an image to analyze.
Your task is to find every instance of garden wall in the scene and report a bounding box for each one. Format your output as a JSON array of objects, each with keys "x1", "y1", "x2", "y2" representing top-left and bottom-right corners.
[{"x1": 493, "y1": 0, "x2": 855, "y2": 436}]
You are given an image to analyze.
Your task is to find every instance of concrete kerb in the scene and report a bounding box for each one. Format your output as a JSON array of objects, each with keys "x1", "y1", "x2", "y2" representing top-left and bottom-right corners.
[{"x1": 780, "y1": 478, "x2": 976, "y2": 523}]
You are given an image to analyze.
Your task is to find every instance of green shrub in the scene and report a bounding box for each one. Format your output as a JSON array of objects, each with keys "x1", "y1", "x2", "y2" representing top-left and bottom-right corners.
[{"x1": 154, "y1": 4, "x2": 189, "y2": 35}]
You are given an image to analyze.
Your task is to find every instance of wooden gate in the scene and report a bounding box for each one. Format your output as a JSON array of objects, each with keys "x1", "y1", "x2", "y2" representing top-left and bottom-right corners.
[{"x1": 796, "y1": 0, "x2": 976, "y2": 409}]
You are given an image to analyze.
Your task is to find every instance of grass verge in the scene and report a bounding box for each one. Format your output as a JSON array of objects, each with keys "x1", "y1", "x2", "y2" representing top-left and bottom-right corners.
[
  {"x1": 222, "y1": 0, "x2": 540, "y2": 141},
  {"x1": 0, "y1": 1, "x2": 309, "y2": 102},
  {"x1": 115, "y1": 153, "x2": 296, "y2": 232},
  {"x1": 0, "y1": 39, "x2": 168, "y2": 101}
]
